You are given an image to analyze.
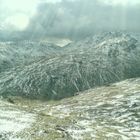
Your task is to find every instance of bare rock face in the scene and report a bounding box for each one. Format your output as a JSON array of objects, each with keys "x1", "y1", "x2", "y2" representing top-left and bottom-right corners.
[{"x1": 0, "y1": 32, "x2": 140, "y2": 99}]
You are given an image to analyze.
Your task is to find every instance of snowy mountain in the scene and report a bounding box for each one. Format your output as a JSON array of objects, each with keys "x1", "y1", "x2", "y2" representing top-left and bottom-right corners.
[
  {"x1": 0, "y1": 41, "x2": 61, "y2": 72},
  {"x1": 0, "y1": 32, "x2": 140, "y2": 99}
]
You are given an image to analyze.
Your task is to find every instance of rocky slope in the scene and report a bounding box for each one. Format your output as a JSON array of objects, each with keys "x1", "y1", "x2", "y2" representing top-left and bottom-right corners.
[
  {"x1": 0, "y1": 41, "x2": 61, "y2": 72},
  {"x1": 0, "y1": 78, "x2": 140, "y2": 140},
  {"x1": 0, "y1": 32, "x2": 140, "y2": 99}
]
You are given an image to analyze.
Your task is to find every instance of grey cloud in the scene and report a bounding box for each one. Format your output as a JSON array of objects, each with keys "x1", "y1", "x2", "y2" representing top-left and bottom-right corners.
[{"x1": 3, "y1": 0, "x2": 140, "y2": 40}]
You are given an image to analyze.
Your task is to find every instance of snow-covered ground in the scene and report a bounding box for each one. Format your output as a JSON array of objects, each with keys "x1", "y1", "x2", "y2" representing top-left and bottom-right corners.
[
  {"x1": 0, "y1": 78, "x2": 140, "y2": 140},
  {"x1": 0, "y1": 99, "x2": 36, "y2": 140}
]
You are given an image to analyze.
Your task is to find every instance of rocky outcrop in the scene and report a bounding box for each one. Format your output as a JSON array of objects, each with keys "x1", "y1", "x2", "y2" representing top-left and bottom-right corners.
[{"x1": 0, "y1": 32, "x2": 140, "y2": 99}]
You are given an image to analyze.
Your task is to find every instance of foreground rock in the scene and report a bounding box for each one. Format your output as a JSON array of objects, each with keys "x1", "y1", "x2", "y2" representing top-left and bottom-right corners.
[
  {"x1": 0, "y1": 78, "x2": 140, "y2": 140},
  {"x1": 0, "y1": 32, "x2": 140, "y2": 99}
]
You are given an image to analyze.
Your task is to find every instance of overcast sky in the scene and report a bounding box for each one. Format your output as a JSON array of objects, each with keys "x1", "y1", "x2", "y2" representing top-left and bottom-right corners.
[{"x1": 0, "y1": 0, "x2": 140, "y2": 40}]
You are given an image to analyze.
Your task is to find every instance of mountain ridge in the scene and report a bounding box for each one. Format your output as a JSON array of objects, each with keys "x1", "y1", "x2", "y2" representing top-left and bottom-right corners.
[{"x1": 0, "y1": 32, "x2": 140, "y2": 99}]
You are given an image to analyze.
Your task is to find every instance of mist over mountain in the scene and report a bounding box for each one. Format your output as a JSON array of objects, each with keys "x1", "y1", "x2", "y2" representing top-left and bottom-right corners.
[
  {"x1": 0, "y1": 1, "x2": 140, "y2": 139},
  {"x1": 0, "y1": 0, "x2": 140, "y2": 100},
  {"x1": 0, "y1": 0, "x2": 140, "y2": 41},
  {"x1": 25, "y1": 0, "x2": 140, "y2": 40}
]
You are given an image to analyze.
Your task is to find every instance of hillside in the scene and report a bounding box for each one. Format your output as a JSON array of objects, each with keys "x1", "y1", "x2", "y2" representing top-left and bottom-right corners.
[
  {"x1": 0, "y1": 32, "x2": 140, "y2": 99},
  {"x1": 0, "y1": 77, "x2": 140, "y2": 139},
  {"x1": 0, "y1": 41, "x2": 61, "y2": 72}
]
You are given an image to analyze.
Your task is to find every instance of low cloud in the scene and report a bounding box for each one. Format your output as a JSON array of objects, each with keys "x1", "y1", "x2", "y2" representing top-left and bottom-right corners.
[{"x1": 1, "y1": 0, "x2": 140, "y2": 40}]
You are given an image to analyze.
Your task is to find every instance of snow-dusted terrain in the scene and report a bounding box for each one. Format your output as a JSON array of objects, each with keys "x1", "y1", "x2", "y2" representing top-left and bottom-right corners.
[
  {"x1": 0, "y1": 41, "x2": 61, "y2": 72},
  {"x1": 0, "y1": 32, "x2": 140, "y2": 99},
  {"x1": 0, "y1": 99, "x2": 36, "y2": 140},
  {"x1": 0, "y1": 32, "x2": 140, "y2": 140},
  {"x1": 0, "y1": 77, "x2": 140, "y2": 140}
]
